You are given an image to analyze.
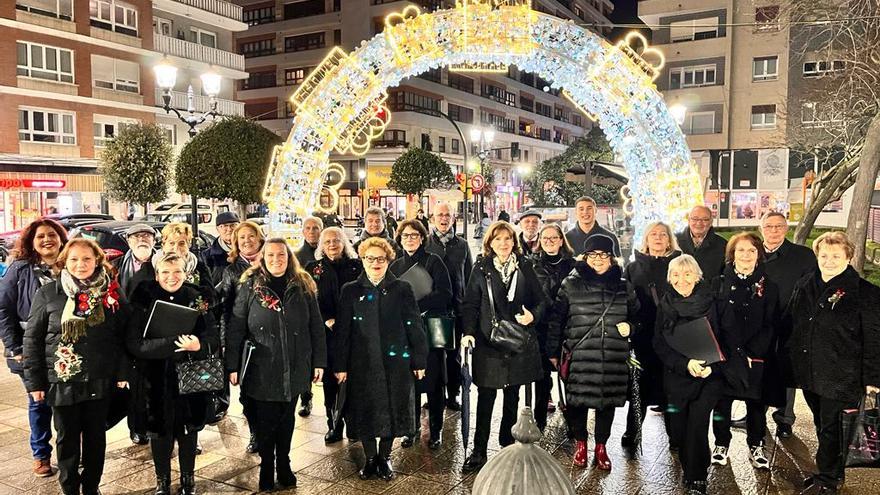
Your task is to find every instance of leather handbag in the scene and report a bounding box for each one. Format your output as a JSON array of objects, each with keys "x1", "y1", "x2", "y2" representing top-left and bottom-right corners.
[
  {"x1": 485, "y1": 275, "x2": 529, "y2": 354},
  {"x1": 559, "y1": 294, "x2": 617, "y2": 382},
  {"x1": 176, "y1": 344, "x2": 225, "y2": 395},
  {"x1": 423, "y1": 315, "x2": 455, "y2": 350}
]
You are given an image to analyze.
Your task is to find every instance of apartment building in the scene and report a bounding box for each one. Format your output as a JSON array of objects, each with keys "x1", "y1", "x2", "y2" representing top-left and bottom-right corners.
[
  {"x1": 234, "y1": 0, "x2": 614, "y2": 221},
  {"x1": 0, "y1": 0, "x2": 247, "y2": 232},
  {"x1": 638, "y1": 0, "x2": 850, "y2": 228}
]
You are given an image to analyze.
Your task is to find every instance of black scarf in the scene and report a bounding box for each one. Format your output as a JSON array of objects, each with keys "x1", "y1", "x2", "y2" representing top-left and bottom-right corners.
[{"x1": 659, "y1": 283, "x2": 714, "y2": 337}]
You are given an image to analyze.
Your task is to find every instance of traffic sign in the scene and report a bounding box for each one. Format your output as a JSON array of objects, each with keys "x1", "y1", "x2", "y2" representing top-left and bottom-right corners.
[{"x1": 471, "y1": 174, "x2": 485, "y2": 192}]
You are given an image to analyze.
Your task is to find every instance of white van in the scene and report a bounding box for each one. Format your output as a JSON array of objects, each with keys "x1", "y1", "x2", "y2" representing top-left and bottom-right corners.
[{"x1": 144, "y1": 203, "x2": 232, "y2": 236}]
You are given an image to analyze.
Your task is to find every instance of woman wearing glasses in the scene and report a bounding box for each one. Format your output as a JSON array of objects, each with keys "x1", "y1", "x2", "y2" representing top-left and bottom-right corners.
[
  {"x1": 549, "y1": 235, "x2": 637, "y2": 470},
  {"x1": 531, "y1": 224, "x2": 576, "y2": 431},
  {"x1": 333, "y1": 237, "x2": 427, "y2": 482},
  {"x1": 390, "y1": 220, "x2": 452, "y2": 450},
  {"x1": 304, "y1": 227, "x2": 362, "y2": 443}
]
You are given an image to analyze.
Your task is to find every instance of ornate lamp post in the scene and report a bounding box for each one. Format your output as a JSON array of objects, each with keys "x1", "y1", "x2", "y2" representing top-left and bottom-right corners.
[{"x1": 469, "y1": 127, "x2": 494, "y2": 222}]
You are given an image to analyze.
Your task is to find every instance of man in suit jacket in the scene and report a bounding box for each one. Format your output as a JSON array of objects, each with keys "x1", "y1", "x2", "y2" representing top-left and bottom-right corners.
[{"x1": 675, "y1": 205, "x2": 726, "y2": 279}]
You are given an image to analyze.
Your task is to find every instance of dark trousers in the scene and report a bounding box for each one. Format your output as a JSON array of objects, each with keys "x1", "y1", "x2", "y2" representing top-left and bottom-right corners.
[
  {"x1": 803, "y1": 390, "x2": 857, "y2": 488},
  {"x1": 713, "y1": 397, "x2": 766, "y2": 447},
  {"x1": 21, "y1": 376, "x2": 53, "y2": 460},
  {"x1": 772, "y1": 387, "x2": 798, "y2": 426},
  {"x1": 252, "y1": 399, "x2": 297, "y2": 469},
  {"x1": 151, "y1": 429, "x2": 198, "y2": 477},
  {"x1": 668, "y1": 384, "x2": 722, "y2": 484},
  {"x1": 241, "y1": 394, "x2": 255, "y2": 435},
  {"x1": 474, "y1": 385, "x2": 520, "y2": 454},
  {"x1": 52, "y1": 397, "x2": 111, "y2": 495},
  {"x1": 445, "y1": 315, "x2": 464, "y2": 401},
  {"x1": 414, "y1": 386, "x2": 445, "y2": 438},
  {"x1": 533, "y1": 359, "x2": 554, "y2": 431},
  {"x1": 323, "y1": 370, "x2": 346, "y2": 433},
  {"x1": 361, "y1": 437, "x2": 393, "y2": 459},
  {"x1": 565, "y1": 405, "x2": 615, "y2": 443}
]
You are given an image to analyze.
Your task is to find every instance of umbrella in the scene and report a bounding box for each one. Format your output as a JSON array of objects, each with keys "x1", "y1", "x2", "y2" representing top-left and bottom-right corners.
[
  {"x1": 332, "y1": 381, "x2": 347, "y2": 431},
  {"x1": 627, "y1": 350, "x2": 644, "y2": 451},
  {"x1": 460, "y1": 346, "x2": 473, "y2": 451}
]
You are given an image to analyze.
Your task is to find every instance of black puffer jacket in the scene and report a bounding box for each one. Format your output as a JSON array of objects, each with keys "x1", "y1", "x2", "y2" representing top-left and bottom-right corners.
[
  {"x1": 785, "y1": 267, "x2": 880, "y2": 403},
  {"x1": 551, "y1": 263, "x2": 637, "y2": 409},
  {"x1": 23, "y1": 279, "x2": 129, "y2": 393},
  {"x1": 533, "y1": 252, "x2": 576, "y2": 357},
  {"x1": 226, "y1": 270, "x2": 327, "y2": 402}
]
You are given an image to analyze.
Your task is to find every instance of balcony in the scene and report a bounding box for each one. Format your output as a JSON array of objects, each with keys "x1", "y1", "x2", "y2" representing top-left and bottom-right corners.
[
  {"x1": 153, "y1": 0, "x2": 246, "y2": 31},
  {"x1": 170, "y1": 0, "x2": 241, "y2": 22},
  {"x1": 372, "y1": 140, "x2": 409, "y2": 149},
  {"x1": 154, "y1": 33, "x2": 245, "y2": 72},
  {"x1": 156, "y1": 88, "x2": 244, "y2": 117}
]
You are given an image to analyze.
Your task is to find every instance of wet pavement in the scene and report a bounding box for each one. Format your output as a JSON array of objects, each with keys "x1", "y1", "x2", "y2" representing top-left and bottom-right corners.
[{"x1": 1, "y1": 367, "x2": 878, "y2": 495}]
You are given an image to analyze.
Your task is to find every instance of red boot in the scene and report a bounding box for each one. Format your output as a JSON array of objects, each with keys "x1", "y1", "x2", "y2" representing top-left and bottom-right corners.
[
  {"x1": 594, "y1": 443, "x2": 611, "y2": 471},
  {"x1": 573, "y1": 440, "x2": 588, "y2": 467}
]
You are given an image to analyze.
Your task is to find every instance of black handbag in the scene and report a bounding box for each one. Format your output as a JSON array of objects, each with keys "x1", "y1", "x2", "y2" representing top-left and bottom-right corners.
[
  {"x1": 424, "y1": 315, "x2": 455, "y2": 350},
  {"x1": 205, "y1": 382, "x2": 230, "y2": 425},
  {"x1": 176, "y1": 344, "x2": 225, "y2": 395},
  {"x1": 841, "y1": 394, "x2": 880, "y2": 468},
  {"x1": 485, "y1": 275, "x2": 529, "y2": 354}
]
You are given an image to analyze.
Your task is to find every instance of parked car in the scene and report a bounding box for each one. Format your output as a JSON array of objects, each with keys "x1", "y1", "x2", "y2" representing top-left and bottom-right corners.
[
  {"x1": 71, "y1": 221, "x2": 215, "y2": 261},
  {"x1": 0, "y1": 213, "x2": 116, "y2": 258},
  {"x1": 143, "y1": 203, "x2": 232, "y2": 236}
]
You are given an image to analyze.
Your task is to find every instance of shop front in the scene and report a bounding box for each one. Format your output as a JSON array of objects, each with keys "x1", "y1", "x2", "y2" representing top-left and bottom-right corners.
[{"x1": 0, "y1": 172, "x2": 108, "y2": 232}]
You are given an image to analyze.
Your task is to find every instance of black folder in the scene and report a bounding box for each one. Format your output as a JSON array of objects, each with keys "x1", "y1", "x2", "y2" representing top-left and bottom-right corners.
[
  {"x1": 239, "y1": 339, "x2": 256, "y2": 382},
  {"x1": 398, "y1": 263, "x2": 433, "y2": 300},
  {"x1": 666, "y1": 316, "x2": 726, "y2": 365},
  {"x1": 143, "y1": 300, "x2": 199, "y2": 338}
]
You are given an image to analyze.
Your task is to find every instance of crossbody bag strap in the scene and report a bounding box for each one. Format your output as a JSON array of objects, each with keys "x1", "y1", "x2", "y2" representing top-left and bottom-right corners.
[
  {"x1": 484, "y1": 274, "x2": 498, "y2": 322},
  {"x1": 568, "y1": 292, "x2": 618, "y2": 352}
]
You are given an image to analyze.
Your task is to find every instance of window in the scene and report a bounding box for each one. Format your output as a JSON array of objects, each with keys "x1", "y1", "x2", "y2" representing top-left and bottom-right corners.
[
  {"x1": 153, "y1": 17, "x2": 171, "y2": 36},
  {"x1": 18, "y1": 108, "x2": 76, "y2": 144},
  {"x1": 284, "y1": 67, "x2": 310, "y2": 85},
  {"x1": 448, "y1": 103, "x2": 473, "y2": 124},
  {"x1": 481, "y1": 111, "x2": 515, "y2": 134},
  {"x1": 752, "y1": 56, "x2": 778, "y2": 81},
  {"x1": 159, "y1": 123, "x2": 176, "y2": 145},
  {"x1": 520, "y1": 95, "x2": 533, "y2": 112},
  {"x1": 242, "y1": 71, "x2": 276, "y2": 90},
  {"x1": 535, "y1": 101, "x2": 552, "y2": 118},
  {"x1": 451, "y1": 138, "x2": 460, "y2": 154},
  {"x1": 803, "y1": 60, "x2": 846, "y2": 77},
  {"x1": 241, "y1": 39, "x2": 274, "y2": 58},
  {"x1": 447, "y1": 73, "x2": 474, "y2": 93},
  {"x1": 554, "y1": 107, "x2": 568, "y2": 122},
  {"x1": 283, "y1": 0, "x2": 325, "y2": 20},
  {"x1": 90, "y1": 0, "x2": 138, "y2": 36},
  {"x1": 669, "y1": 17, "x2": 719, "y2": 42},
  {"x1": 755, "y1": 6, "x2": 779, "y2": 31},
  {"x1": 750, "y1": 104, "x2": 776, "y2": 129},
  {"x1": 91, "y1": 55, "x2": 139, "y2": 93},
  {"x1": 573, "y1": 114, "x2": 583, "y2": 127},
  {"x1": 388, "y1": 91, "x2": 440, "y2": 115},
  {"x1": 682, "y1": 111, "x2": 715, "y2": 135},
  {"x1": 243, "y1": 6, "x2": 274, "y2": 26},
  {"x1": 537, "y1": 127, "x2": 551, "y2": 141},
  {"x1": 381, "y1": 130, "x2": 406, "y2": 143},
  {"x1": 421, "y1": 133, "x2": 432, "y2": 151},
  {"x1": 93, "y1": 118, "x2": 135, "y2": 147},
  {"x1": 284, "y1": 32, "x2": 325, "y2": 52},
  {"x1": 334, "y1": 29, "x2": 341, "y2": 46},
  {"x1": 16, "y1": 0, "x2": 73, "y2": 20},
  {"x1": 16, "y1": 42, "x2": 74, "y2": 83},
  {"x1": 418, "y1": 67, "x2": 441, "y2": 84},
  {"x1": 801, "y1": 102, "x2": 843, "y2": 126},
  {"x1": 481, "y1": 84, "x2": 515, "y2": 106},
  {"x1": 438, "y1": 136, "x2": 446, "y2": 153},
  {"x1": 669, "y1": 65, "x2": 716, "y2": 89},
  {"x1": 190, "y1": 28, "x2": 216, "y2": 49}
]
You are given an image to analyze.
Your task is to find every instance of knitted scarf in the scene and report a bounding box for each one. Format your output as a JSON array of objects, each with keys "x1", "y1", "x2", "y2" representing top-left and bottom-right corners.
[
  {"x1": 59, "y1": 268, "x2": 110, "y2": 344},
  {"x1": 432, "y1": 226, "x2": 456, "y2": 246}
]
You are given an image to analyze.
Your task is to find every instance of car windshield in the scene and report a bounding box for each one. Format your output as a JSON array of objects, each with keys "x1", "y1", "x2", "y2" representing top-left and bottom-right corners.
[{"x1": 76, "y1": 229, "x2": 119, "y2": 247}]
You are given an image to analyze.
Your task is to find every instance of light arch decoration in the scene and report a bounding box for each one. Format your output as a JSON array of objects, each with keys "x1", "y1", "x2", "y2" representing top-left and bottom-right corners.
[{"x1": 263, "y1": 0, "x2": 702, "y2": 245}]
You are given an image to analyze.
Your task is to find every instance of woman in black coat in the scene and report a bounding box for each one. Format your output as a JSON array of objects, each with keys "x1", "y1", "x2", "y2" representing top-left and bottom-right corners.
[
  {"x1": 0, "y1": 218, "x2": 66, "y2": 475},
  {"x1": 23, "y1": 238, "x2": 128, "y2": 495},
  {"x1": 710, "y1": 232, "x2": 778, "y2": 471},
  {"x1": 531, "y1": 223, "x2": 576, "y2": 432},
  {"x1": 127, "y1": 252, "x2": 220, "y2": 495},
  {"x1": 785, "y1": 232, "x2": 880, "y2": 494},
  {"x1": 653, "y1": 254, "x2": 726, "y2": 495},
  {"x1": 460, "y1": 221, "x2": 548, "y2": 474},
  {"x1": 390, "y1": 219, "x2": 452, "y2": 449},
  {"x1": 622, "y1": 221, "x2": 680, "y2": 450},
  {"x1": 226, "y1": 238, "x2": 326, "y2": 491},
  {"x1": 550, "y1": 235, "x2": 637, "y2": 471},
  {"x1": 305, "y1": 226, "x2": 362, "y2": 442},
  {"x1": 334, "y1": 237, "x2": 428, "y2": 482}
]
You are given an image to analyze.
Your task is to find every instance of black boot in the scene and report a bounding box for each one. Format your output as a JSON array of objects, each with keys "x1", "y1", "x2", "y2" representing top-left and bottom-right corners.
[
  {"x1": 131, "y1": 432, "x2": 149, "y2": 445},
  {"x1": 258, "y1": 461, "x2": 274, "y2": 492},
  {"x1": 178, "y1": 472, "x2": 195, "y2": 495},
  {"x1": 377, "y1": 456, "x2": 394, "y2": 481},
  {"x1": 246, "y1": 432, "x2": 258, "y2": 454},
  {"x1": 276, "y1": 458, "x2": 296, "y2": 488},
  {"x1": 359, "y1": 456, "x2": 379, "y2": 480},
  {"x1": 462, "y1": 451, "x2": 487, "y2": 473},
  {"x1": 154, "y1": 474, "x2": 172, "y2": 495}
]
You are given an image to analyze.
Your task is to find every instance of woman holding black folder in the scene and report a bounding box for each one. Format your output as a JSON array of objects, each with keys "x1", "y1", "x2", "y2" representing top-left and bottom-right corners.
[
  {"x1": 710, "y1": 232, "x2": 778, "y2": 470},
  {"x1": 653, "y1": 254, "x2": 725, "y2": 495},
  {"x1": 127, "y1": 252, "x2": 220, "y2": 495},
  {"x1": 390, "y1": 219, "x2": 453, "y2": 450},
  {"x1": 226, "y1": 238, "x2": 326, "y2": 492}
]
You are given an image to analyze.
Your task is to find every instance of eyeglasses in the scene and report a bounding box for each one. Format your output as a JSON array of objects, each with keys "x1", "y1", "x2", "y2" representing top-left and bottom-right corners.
[
  {"x1": 586, "y1": 252, "x2": 611, "y2": 260},
  {"x1": 540, "y1": 236, "x2": 561, "y2": 242},
  {"x1": 400, "y1": 233, "x2": 421, "y2": 240},
  {"x1": 690, "y1": 218, "x2": 712, "y2": 223},
  {"x1": 323, "y1": 238, "x2": 341, "y2": 245},
  {"x1": 129, "y1": 233, "x2": 154, "y2": 241},
  {"x1": 364, "y1": 256, "x2": 388, "y2": 264},
  {"x1": 763, "y1": 224, "x2": 787, "y2": 231}
]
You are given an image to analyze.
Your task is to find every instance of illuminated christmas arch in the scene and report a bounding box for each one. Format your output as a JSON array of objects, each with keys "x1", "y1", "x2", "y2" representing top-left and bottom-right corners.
[{"x1": 263, "y1": 0, "x2": 702, "y2": 245}]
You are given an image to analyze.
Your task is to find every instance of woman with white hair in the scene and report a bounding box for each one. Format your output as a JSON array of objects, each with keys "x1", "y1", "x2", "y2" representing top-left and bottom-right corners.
[
  {"x1": 304, "y1": 227, "x2": 362, "y2": 443},
  {"x1": 653, "y1": 254, "x2": 726, "y2": 495},
  {"x1": 621, "y1": 221, "x2": 681, "y2": 453}
]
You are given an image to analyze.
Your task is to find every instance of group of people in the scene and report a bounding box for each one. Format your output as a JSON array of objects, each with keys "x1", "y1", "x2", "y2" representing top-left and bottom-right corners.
[{"x1": 0, "y1": 197, "x2": 877, "y2": 495}]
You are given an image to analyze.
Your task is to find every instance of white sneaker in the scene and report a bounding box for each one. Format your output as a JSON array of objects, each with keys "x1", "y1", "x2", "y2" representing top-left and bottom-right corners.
[
  {"x1": 711, "y1": 445, "x2": 729, "y2": 466},
  {"x1": 749, "y1": 445, "x2": 770, "y2": 469}
]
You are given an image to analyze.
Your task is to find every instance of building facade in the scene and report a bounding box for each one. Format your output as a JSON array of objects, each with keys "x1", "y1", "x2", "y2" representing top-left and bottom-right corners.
[
  {"x1": 234, "y1": 0, "x2": 614, "y2": 221},
  {"x1": 0, "y1": 0, "x2": 247, "y2": 232}
]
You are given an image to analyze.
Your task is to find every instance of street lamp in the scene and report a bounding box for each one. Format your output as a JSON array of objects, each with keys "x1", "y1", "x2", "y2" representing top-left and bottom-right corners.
[
  {"x1": 469, "y1": 127, "x2": 495, "y2": 223},
  {"x1": 153, "y1": 59, "x2": 224, "y2": 238}
]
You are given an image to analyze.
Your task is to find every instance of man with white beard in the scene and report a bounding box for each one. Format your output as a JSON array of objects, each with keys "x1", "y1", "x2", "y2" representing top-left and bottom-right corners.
[{"x1": 113, "y1": 223, "x2": 157, "y2": 297}]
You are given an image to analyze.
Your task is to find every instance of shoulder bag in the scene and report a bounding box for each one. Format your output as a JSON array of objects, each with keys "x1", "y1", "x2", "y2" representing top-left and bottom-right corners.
[
  {"x1": 485, "y1": 274, "x2": 529, "y2": 355},
  {"x1": 559, "y1": 293, "x2": 618, "y2": 381},
  {"x1": 176, "y1": 343, "x2": 225, "y2": 395}
]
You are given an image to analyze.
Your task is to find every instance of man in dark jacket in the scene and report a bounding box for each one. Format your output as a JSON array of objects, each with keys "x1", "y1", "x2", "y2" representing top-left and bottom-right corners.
[
  {"x1": 517, "y1": 210, "x2": 542, "y2": 256},
  {"x1": 112, "y1": 223, "x2": 157, "y2": 298},
  {"x1": 425, "y1": 202, "x2": 473, "y2": 410},
  {"x1": 565, "y1": 196, "x2": 620, "y2": 257},
  {"x1": 295, "y1": 216, "x2": 322, "y2": 268},
  {"x1": 675, "y1": 205, "x2": 726, "y2": 279},
  {"x1": 353, "y1": 206, "x2": 403, "y2": 257},
  {"x1": 497, "y1": 208, "x2": 510, "y2": 222},
  {"x1": 202, "y1": 212, "x2": 240, "y2": 286}
]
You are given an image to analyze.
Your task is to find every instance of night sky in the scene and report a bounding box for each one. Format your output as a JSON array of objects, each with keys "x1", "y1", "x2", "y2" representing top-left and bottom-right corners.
[{"x1": 608, "y1": 0, "x2": 648, "y2": 41}]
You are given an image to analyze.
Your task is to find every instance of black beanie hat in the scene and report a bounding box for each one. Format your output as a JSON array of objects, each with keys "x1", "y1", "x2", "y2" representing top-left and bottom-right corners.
[{"x1": 582, "y1": 234, "x2": 614, "y2": 255}]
